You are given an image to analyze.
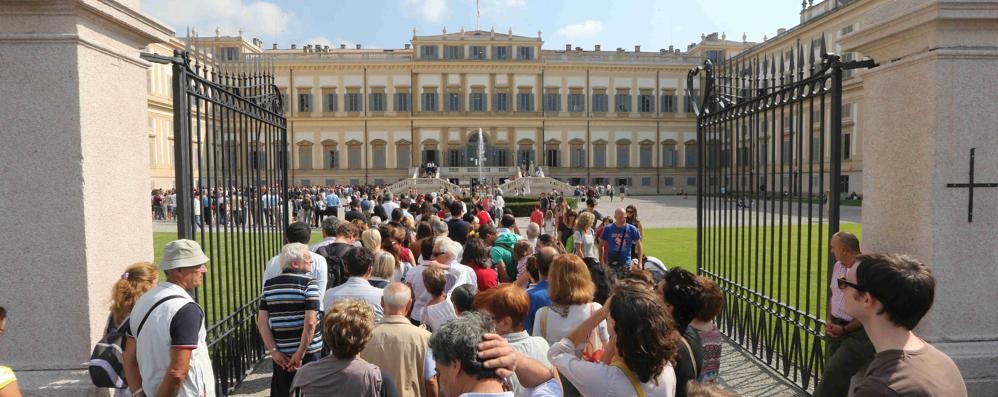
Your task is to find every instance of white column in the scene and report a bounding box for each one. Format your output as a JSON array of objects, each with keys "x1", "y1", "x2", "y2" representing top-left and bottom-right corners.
[
  {"x1": 0, "y1": 1, "x2": 171, "y2": 394},
  {"x1": 841, "y1": 0, "x2": 998, "y2": 394}
]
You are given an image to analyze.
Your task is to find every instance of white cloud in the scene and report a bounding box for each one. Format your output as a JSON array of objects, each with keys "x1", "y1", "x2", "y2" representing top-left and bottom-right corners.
[
  {"x1": 402, "y1": 0, "x2": 449, "y2": 23},
  {"x1": 143, "y1": 0, "x2": 297, "y2": 38},
  {"x1": 558, "y1": 20, "x2": 603, "y2": 39}
]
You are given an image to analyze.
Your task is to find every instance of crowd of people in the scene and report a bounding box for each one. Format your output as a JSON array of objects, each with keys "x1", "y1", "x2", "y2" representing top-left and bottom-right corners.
[{"x1": 80, "y1": 189, "x2": 966, "y2": 397}]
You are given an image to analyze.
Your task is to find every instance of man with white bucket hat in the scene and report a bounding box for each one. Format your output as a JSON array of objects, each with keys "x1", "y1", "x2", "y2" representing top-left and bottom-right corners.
[{"x1": 124, "y1": 239, "x2": 216, "y2": 397}]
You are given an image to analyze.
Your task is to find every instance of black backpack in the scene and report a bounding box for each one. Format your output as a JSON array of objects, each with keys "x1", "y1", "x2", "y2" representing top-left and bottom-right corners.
[
  {"x1": 88, "y1": 295, "x2": 184, "y2": 388},
  {"x1": 318, "y1": 242, "x2": 352, "y2": 289}
]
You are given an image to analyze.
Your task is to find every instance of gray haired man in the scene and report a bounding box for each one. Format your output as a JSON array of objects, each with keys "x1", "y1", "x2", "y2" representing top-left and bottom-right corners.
[{"x1": 125, "y1": 239, "x2": 215, "y2": 397}]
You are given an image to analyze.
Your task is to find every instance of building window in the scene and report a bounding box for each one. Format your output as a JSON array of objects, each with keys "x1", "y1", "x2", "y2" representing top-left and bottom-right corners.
[
  {"x1": 325, "y1": 93, "x2": 338, "y2": 112},
  {"x1": 570, "y1": 146, "x2": 586, "y2": 167},
  {"x1": 545, "y1": 148, "x2": 560, "y2": 168},
  {"x1": 641, "y1": 177, "x2": 651, "y2": 186},
  {"x1": 592, "y1": 91, "x2": 608, "y2": 112},
  {"x1": 840, "y1": 24, "x2": 854, "y2": 36},
  {"x1": 448, "y1": 149, "x2": 462, "y2": 166},
  {"x1": 470, "y1": 93, "x2": 486, "y2": 112},
  {"x1": 640, "y1": 145, "x2": 652, "y2": 167},
  {"x1": 516, "y1": 93, "x2": 534, "y2": 112},
  {"x1": 517, "y1": 46, "x2": 533, "y2": 60},
  {"x1": 594, "y1": 144, "x2": 606, "y2": 168},
  {"x1": 298, "y1": 146, "x2": 312, "y2": 170},
  {"x1": 616, "y1": 142, "x2": 630, "y2": 168},
  {"x1": 615, "y1": 93, "x2": 632, "y2": 113},
  {"x1": 396, "y1": 144, "x2": 411, "y2": 169},
  {"x1": 444, "y1": 45, "x2": 464, "y2": 59},
  {"x1": 685, "y1": 91, "x2": 697, "y2": 113},
  {"x1": 782, "y1": 140, "x2": 793, "y2": 165},
  {"x1": 470, "y1": 46, "x2": 487, "y2": 59},
  {"x1": 660, "y1": 95, "x2": 676, "y2": 112},
  {"x1": 394, "y1": 93, "x2": 410, "y2": 112},
  {"x1": 739, "y1": 146, "x2": 751, "y2": 166},
  {"x1": 543, "y1": 93, "x2": 560, "y2": 112},
  {"x1": 324, "y1": 148, "x2": 338, "y2": 169},
  {"x1": 494, "y1": 93, "x2": 510, "y2": 112},
  {"x1": 422, "y1": 92, "x2": 438, "y2": 112},
  {"x1": 662, "y1": 143, "x2": 677, "y2": 167},
  {"x1": 345, "y1": 93, "x2": 362, "y2": 112},
  {"x1": 841, "y1": 103, "x2": 852, "y2": 119},
  {"x1": 638, "y1": 94, "x2": 654, "y2": 113},
  {"x1": 420, "y1": 45, "x2": 438, "y2": 59},
  {"x1": 219, "y1": 47, "x2": 239, "y2": 61},
  {"x1": 494, "y1": 46, "x2": 511, "y2": 60},
  {"x1": 568, "y1": 94, "x2": 584, "y2": 112},
  {"x1": 840, "y1": 175, "x2": 850, "y2": 193},
  {"x1": 446, "y1": 92, "x2": 461, "y2": 112},
  {"x1": 706, "y1": 50, "x2": 725, "y2": 64},
  {"x1": 516, "y1": 148, "x2": 535, "y2": 168},
  {"x1": 685, "y1": 141, "x2": 698, "y2": 168},
  {"x1": 280, "y1": 93, "x2": 288, "y2": 113},
  {"x1": 843, "y1": 133, "x2": 851, "y2": 160},
  {"x1": 372, "y1": 143, "x2": 386, "y2": 169},
  {"x1": 664, "y1": 177, "x2": 674, "y2": 186},
  {"x1": 369, "y1": 93, "x2": 387, "y2": 112},
  {"x1": 348, "y1": 145, "x2": 362, "y2": 169},
  {"x1": 298, "y1": 93, "x2": 312, "y2": 113},
  {"x1": 687, "y1": 176, "x2": 697, "y2": 186}
]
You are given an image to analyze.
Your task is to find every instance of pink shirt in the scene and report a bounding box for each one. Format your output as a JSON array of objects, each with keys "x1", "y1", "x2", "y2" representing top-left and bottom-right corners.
[{"x1": 829, "y1": 260, "x2": 854, "y2": 321}]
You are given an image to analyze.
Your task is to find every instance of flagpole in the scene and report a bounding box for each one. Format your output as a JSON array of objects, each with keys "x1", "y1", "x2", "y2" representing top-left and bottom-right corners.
[{"x1": 476, "y1": 0, "x2": 480, "y2": 31}]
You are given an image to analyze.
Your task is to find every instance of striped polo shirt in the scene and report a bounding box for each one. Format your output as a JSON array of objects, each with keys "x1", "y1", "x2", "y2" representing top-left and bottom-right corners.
[{"x1": 260, "y1": 272, "x2": 323, "y2": 355}]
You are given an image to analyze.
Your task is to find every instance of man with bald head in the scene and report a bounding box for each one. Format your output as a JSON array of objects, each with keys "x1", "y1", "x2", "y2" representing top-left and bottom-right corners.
[
  {"x1": 598, "y1": 207, "x2": 643, "y2": 280},
  {"x1": 361, "y1": 282, "x2": 437, "y2": 397}
]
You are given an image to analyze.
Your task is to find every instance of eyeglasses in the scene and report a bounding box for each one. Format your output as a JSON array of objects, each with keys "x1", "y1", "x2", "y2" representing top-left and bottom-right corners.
[{"x1": 836, "y1": 277, "x2": 864, "y2": 292}]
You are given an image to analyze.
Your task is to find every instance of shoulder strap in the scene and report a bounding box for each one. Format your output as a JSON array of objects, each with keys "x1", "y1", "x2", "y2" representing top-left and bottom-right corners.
[
  {"x1": 610, "y1": 361, "x2": 647, "y2": 397},
  {"x1": 136, "y1": 295, "x2": 185, "y2": 337},
  {"x1": 679, "y1": 336, "x2": 699, "y2": 377},
  {"x1": 539, "y1": 307, "x2": 550, "y2": 339}
]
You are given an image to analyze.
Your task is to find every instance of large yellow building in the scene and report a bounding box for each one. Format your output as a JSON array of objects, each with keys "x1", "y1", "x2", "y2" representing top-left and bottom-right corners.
[{"x1": 147, "y1": 0, "x2": 869, "y2": 196}]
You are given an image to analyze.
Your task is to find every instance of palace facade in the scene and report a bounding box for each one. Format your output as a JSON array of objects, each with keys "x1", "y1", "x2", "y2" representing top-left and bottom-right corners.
[{"x1": 147, "y1": 0, "x2": 870, "y2": 196}]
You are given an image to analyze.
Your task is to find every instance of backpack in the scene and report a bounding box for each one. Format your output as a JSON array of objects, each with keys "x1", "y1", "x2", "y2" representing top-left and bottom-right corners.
[
  {"x1": 89, "y1": 295, "x2": 184, "y2": 388},
  {"x1": 318, "y1": 242, "x2": 352, "y2": 289}
]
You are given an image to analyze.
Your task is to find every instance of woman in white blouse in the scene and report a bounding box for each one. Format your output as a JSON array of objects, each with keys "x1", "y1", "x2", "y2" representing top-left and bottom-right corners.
[
  {"x1": 548, "y1": 280, "x2": 678, "y2": 397},
  {"x1": 531, "y1": 255, "x2": 609, "y2": 396}
]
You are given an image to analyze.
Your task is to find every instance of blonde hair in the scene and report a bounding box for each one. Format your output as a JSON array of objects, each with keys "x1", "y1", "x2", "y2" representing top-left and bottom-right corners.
[
  {"x1": 110, "y1": 262, "x2": 159, "y2": 324},
  {"x1": 575, "y1": 212, "x2": 595, "y2": 231},
  {"x1": 361, "y1": 228, "x2": 382, "y2": 252},
  {"x1": 372, "y1": 251, "x2": 396, "y2": 280},
  {"x1": 548, "y1": 255, "x2": 595, "y2": 305}
]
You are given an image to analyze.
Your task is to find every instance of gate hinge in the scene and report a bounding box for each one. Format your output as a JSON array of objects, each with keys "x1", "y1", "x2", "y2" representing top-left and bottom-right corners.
[{"x1": 841, "y1": 59, "x2": 878, "y2": 70}]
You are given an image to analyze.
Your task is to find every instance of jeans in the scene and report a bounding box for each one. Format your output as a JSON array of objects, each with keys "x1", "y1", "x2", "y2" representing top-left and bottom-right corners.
[{"x1": 271, "y1": 351, "x2": 320, "y2": 397}]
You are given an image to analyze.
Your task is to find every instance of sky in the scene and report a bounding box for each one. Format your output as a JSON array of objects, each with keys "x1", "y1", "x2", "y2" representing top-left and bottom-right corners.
[{"x1": 141, "y1": 0, "x2": 806, "y2": 52}]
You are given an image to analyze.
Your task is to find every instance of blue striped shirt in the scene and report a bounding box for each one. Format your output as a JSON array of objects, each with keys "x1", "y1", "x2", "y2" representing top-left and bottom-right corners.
[{"x1": 260, "y1": 273, "x2": 323, "y2": 355}]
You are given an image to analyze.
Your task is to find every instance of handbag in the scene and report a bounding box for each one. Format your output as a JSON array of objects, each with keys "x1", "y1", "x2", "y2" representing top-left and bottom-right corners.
[{"x1": 581, "y1": 303, "x2": 605, "y2": 363}]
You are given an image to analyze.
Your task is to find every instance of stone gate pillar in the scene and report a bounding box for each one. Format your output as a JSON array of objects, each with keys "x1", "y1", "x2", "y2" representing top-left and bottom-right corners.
[
  {"x1": 840, "y1": 0, "x2": 998, "y2": 394},
  {"x1": 0, "y1": 1, "x2": 171, "y2": 395}
]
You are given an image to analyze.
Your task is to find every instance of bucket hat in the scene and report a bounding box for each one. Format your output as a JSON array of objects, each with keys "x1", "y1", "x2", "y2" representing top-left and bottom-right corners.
[{"x1": 161, "y1": 239, "x2": 210, "y2": 271}]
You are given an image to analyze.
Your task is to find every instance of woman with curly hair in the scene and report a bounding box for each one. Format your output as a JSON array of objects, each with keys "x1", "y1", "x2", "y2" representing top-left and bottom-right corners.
[{"x1": 548, "y1": 279, "x2": 678, "y2": 396}]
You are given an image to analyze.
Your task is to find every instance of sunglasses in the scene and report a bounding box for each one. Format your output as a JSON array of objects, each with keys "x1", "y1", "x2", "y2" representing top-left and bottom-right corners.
[{"x1": 836, "y1": 277, "x2": 864, "y2": 292}]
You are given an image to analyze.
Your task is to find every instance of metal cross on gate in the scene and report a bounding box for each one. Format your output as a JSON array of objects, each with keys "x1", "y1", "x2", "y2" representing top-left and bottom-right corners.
[{"x1": 945, "y1": 148, "x2": 997, "y2": 223}]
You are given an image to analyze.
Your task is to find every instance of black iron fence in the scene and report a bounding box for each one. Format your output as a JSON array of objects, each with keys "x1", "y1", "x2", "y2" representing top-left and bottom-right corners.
[
  {"x1": 143, "y1": 43, "x2": 288, "y2": 395},
  {"x1": 689, "y1": 37, "x2": 873, "y2": 391}
]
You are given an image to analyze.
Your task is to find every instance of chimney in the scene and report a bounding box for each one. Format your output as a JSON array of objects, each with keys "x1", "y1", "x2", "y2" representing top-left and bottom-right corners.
[
  {"x1": 404, "y1": 43, "x2": 411, "y2": 49},
  {"x1": 272, "y1": 43, "x2": 278, "y2": 50},
  {"x1": 291, "y1": 44, "x2": 297, "y2": 49},
  {"x1": 594, "y1": 44, "x2": 601, "y2": 52},
  {"x1": 675, "y1": 49, "x2": 680, "y2": 54},
  {"x1": 566, "y1": 44, "x2": 572, "y2": 51},
  {"x1": 575, "y1": 47, "x2": 583, "y2": 52},
  {"x1": 660, "y1": 49, "x2": 666, "y2": 54},
  {"x1": 777, "y1": 28, "x2": 786, "y2": 35},
  {"x1": 669, "y1": 45, "x2": 674, "y2": 52},
  {"x1": 356, "y1": 44, "x2": 362, "y2": 49},
  {"x1": 634, "y1": 45, "x2": 641, "y2": 52},
  {"x1": 340, "y1": 44, "x2": 347, "y2": 49},
  {"x1": 616, "y1": 48, "x2": 624, "y2": 54}
]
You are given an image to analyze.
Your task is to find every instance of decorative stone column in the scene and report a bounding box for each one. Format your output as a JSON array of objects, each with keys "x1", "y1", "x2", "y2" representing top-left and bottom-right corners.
[
  {"x1": 0, "y1": 1, "x2": 171, "y2": 395},
  {"x1": 840, "y1": 0, "x2": 998, "y2": 394}
]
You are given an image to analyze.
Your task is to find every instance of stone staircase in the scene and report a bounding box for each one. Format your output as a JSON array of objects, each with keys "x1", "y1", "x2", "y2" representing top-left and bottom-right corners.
[
  {"x1": 498, "y1": 177, "x2": 576, "y2": 195},
  {"x1": 386, "y1": 177, "x2": 461, "y2": 195}
]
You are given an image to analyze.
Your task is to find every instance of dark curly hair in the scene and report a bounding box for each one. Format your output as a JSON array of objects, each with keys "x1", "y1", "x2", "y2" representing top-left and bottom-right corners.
[
  {"x1": 662, "y1": 268, "x2": 705, "y2": 332},
  {"x1": 609, "y1": 280, "x2": 679, "y2": 383}
]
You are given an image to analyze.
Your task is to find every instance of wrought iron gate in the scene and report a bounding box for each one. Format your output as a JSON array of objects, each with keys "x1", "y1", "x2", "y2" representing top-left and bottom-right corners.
[
  {"x1": 688, "y1": 38, "x2": 873, "y2": 391},
  {"x1": 143, "y1": 44, "x2": 288, "y2": 395}
]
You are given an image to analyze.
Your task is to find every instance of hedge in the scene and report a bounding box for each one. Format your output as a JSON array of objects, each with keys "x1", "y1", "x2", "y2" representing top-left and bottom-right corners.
[{"x1": 460, "y1": 197, "x2": 577, "y2": 217}]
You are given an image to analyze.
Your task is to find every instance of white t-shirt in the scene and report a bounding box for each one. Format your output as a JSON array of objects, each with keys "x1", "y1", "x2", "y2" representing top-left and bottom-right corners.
[
  {"x1": 548, "y1": 337, "x2": 676, "y2": 397},
  {"x1": 444, "y1": 262, "x2": 478, "y2": 293},
  {"x1": 572, "y1": 229, "x2": 599, "y2": 259},
  {"x1": 531, "y1": 302, "x2": 609, "y2": 346},
  {"x1": 420, "y1": 298, "x2": 458, "y2": 332}
]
